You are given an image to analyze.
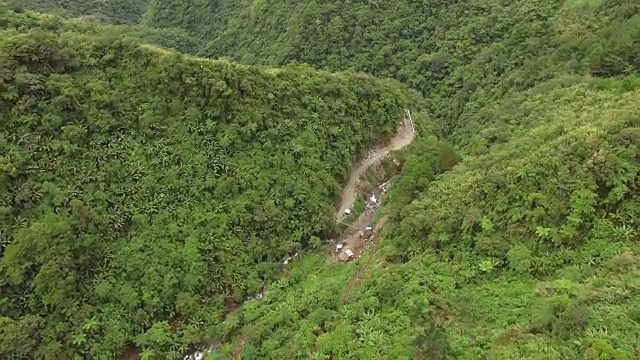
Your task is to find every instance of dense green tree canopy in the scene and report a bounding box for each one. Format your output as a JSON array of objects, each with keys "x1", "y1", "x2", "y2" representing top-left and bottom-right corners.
[
  {"x1": 207, "y1": 77, "x2": 639, "y2": 359},
  {"x1": 21, "y1": 0, "x2": 640, "y2": 136},
  {"x1": 0, "y1": 8, "x2": 416, "y2": 359},
  {"x1": 2, "y1": 0, "x2": 639, "y2": 358}
]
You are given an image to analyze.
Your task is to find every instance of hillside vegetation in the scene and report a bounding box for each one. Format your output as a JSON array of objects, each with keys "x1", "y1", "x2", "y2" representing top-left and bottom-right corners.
[
  {"x1": 20, "y1": 0, "x2": 149, "y2": 24},
  {"x1": 21, "y1": 0, "x2": 640, "y2": 135},
  {"x1": 188, "y1": 0, "x2": 637, "y2": 358},
  {"x1": 208, "y1": 77, "x2": 639, "y2": 360},
  {"x1": 0, "y1": 8, "x2": 417, "y2": 359},
  {"x1": 2, "y1": 0, "x2": 639, "y2": 359}
]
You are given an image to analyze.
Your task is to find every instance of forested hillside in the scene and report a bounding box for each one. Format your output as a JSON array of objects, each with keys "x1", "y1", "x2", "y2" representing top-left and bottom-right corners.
[
  {"x1": 0, "y1": 8, "x2": 416, "y2": 359},
  {"x1": 3, "y1": 0, "x2": 639, "y2": 359},
  {"x1": 19, "y1": 0, "x2": 149, "y2": 24},
  {"x1": 207, "y1": 80, "x2": 639, "y2": 359},
  {"x1": 21, "y1": 0, "x2": 640, "y2": 136},
  {"x1": 146, "y1": 0, "x2": 640, "y2": 140},
  {"x1": 192, "y1": 0, "x2": 637, "y2": 358}
]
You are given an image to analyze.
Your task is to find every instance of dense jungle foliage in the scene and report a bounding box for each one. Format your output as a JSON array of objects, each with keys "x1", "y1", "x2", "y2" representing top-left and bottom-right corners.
[
  {"x1": 19, "y1": 0, "x2": 149, "y2": 24},
  {"x1": 0, "y1": 8, "x2": 416, "y2": 359},
  {"x1": 209, "y1": 78, "x2": 639, "y2": 360},
  {"x1": 2, "y1": 0, "x2": 640, "y2": 359},
  {"x1": 20, "y1": 0, "x2": 640, "y2": 135}
]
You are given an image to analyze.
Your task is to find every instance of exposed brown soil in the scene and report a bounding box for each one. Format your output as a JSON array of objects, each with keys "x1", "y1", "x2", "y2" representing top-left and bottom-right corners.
[
  {"x1": 331, "y1": 111, "x2": 415, "y2": 266},
  {"x1": 331, "y1": 181, "x2": 387, "y2": 260},
  {"x1": 341, "y1": 215, "x2": 388, "y2": 303},
  {"x1": 335, "y1": 114, "x2": 415, "y2": 221},
  {"x1": 121, "y1": 346, "x2": 140, "y2": 360}
]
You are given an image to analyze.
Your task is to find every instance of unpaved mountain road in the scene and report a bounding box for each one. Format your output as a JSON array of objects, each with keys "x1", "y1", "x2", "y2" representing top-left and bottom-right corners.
[{"x1": 334, "y1": 112, "x2": 416, "y2": 222}]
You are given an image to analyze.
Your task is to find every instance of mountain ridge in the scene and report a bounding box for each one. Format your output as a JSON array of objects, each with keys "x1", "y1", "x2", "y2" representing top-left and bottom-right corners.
[
  {"x1": 1, "y1": 1, "x2": 639, "y2": 359},
  {"x1": 0, "y1": 8, "x2": 427, "y2": 359}
]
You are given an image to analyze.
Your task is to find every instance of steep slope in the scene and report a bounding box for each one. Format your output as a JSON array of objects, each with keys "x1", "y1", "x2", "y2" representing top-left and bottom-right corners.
[
  {"x1": 198, "y1": 0, "x2": 640, "y2": 139},
  {"x1": 22, "y1": 0, "x2": 639, "y2": 137},
  {"x1": 385, "y1": 78, "x2": 639, "y2": 358},
  {"x1": 210, "y1": 76, "x2": 639, "y2": 360},
  {"x1": 20, "y1": 0, "x2": 150, "y2": 24},
  {"x1": 335, "y1": 112, "x2": 415, "y2": 222},
  {"x1": 177, "y1": 1, "x2": 638, "y2": 356},
  {"x1": 6, "y1": 0, "x2": 640, "y2": 359},
  {"x1": 7, "y1": 1, "x2": 207, "y2": 55},
  {"x1": 0, "y1": 9, "x2": 418, "y2": 359}
]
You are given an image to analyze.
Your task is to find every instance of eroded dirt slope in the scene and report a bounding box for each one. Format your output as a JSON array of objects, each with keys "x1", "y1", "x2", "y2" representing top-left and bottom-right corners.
[{"x1": 335, "y1": 113, "x2": 415, "y2": 221}]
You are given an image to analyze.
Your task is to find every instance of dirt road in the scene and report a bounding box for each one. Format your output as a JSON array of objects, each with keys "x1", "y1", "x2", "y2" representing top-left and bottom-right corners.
[{"x1": 334, "y1": 113, "x2": 415, "y2": 222}]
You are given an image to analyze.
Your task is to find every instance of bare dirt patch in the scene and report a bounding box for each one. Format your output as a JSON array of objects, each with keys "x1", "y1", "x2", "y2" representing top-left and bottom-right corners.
[
  {"x1": 341, "y1": 214, "x2": 389, "y2": 302},
  {"x1": 332, "y1": 110, "x2": 415, "y2": 264},
  {"x1": 331, "y1": 179, "x2": 392, "y2": 260},
  {"x1": 334, "y1": 113, "x2": 415, "y2": 222}
]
